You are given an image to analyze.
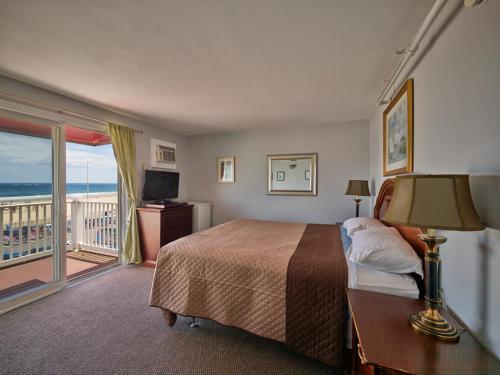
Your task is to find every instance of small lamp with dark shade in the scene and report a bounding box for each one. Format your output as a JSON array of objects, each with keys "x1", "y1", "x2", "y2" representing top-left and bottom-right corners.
[
  {"x1": 383, "y1": 174, "x2": 484, "y2": 341},
  {"x1": 345, "y1": 180, "x2": 371, "y2": 217}
]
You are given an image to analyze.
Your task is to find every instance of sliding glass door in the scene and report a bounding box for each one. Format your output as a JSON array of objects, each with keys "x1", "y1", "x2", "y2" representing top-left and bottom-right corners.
[
  {"x1": 0, "y1": 108, "x2": 65, "y2": 300},
  {"x1": 0, "y1": 106, "x2": 121, "y2": 309},
  {"x1": 65, "y1": 125, "x2": 119, "y2": 280}
]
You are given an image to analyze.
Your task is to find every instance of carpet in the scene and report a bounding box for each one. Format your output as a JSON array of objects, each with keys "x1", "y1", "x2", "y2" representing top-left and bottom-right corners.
[{"x1": 0, "y1": 266, "x2": 339, "y2": 375}]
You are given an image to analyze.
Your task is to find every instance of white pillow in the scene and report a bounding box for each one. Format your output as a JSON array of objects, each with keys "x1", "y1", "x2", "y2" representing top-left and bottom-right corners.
[
  {"x1": 349, "y1": 227, "x2": 423, "y2": 276},
  {"x1": 346, "y1": 258, "x2": 420, "y2": 299},
  {"x1": 343, "y1": 217, "x2": 385, "y2": 237}
]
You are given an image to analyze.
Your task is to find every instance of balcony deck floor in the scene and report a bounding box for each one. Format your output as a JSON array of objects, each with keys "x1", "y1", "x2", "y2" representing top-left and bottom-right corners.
[{"x1": 0, "y1": 250, "x2": 117, "y2": 298}]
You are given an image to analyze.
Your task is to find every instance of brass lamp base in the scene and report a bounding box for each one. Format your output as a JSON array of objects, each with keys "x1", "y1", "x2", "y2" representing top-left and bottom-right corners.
[
  {"x1": 354, "y1": 196, "x2": 362, "y2": 217},
  {"x1": 409, "y1": 307, "x2": 460, "y2": 341},
  {"x1": 409, "y1": 230, "x2": 460, "y2": 342}
]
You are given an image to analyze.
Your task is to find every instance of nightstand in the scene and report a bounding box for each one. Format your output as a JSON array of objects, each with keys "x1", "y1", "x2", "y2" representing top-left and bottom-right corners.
[{"x1": 347, "y1": 289, "x2": 500, "y2": 375}]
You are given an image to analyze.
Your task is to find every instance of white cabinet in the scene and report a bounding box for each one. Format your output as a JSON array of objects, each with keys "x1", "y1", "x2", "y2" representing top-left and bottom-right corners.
[{"x1": 188, "y1": 201, "x2": 212, "y2": 232}]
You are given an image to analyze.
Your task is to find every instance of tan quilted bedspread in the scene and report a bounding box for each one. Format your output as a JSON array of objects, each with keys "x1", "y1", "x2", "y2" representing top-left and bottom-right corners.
[
  {"x1": 150, "y1": 219, "x2": 347, "y2": 366},
  {"x1": 150, "y1": 219, "x2": 306, "y2": 342}
]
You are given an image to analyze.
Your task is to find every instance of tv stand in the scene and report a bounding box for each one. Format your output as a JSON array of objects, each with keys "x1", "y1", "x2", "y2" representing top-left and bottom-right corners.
[{"x1": 136, "y1": 204, "x2": 193, "y2": 266}]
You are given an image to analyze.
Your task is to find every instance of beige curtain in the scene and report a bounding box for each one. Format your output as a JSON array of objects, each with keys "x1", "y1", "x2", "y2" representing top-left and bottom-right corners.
[{"x1": 108, "y1": 123, "x2": 142, "y2": 264}]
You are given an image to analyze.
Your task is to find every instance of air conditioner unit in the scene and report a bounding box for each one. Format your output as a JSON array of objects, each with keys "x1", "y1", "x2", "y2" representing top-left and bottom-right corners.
[
  {"x1": 151, "y1": 138, "x2": 176, "y2": 169},
  {"x1": 156, "y1": 144, "x2": 175, "y2": 164}
]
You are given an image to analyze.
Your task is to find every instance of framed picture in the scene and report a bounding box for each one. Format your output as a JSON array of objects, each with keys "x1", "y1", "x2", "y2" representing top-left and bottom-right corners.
[
  {"x1": 267, "y1": 153, "x2": 317, "y2": 196},
  {"x1": 383, "y1": 79, "x2": 413, "y2": 176},
  {"x1": 216, "y1": 156, "x2": 235, "y2": 183}
]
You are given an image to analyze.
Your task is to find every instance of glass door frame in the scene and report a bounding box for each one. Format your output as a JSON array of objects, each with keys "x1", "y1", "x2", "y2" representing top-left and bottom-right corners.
[
  {"x1": 63, "y1": 124, "x2": 123, "y2": 280},
  {"x1": 52, "y1": 124, "x2": 66, "y2": 283}
]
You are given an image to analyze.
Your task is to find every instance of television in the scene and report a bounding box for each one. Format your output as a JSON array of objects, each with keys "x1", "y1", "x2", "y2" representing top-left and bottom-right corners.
[{"x1": 142, "y1": 170, "x2": 179, "y2": 202}]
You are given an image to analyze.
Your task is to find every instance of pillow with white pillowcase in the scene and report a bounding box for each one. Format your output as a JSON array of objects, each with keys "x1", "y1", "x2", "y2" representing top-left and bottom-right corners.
[
  {"x1": 349, "y1": 226, "x2": 423, "y2": 276},
  {"x1": 346, "y1": 257, "x2": 420, "y2": 299},
  {"x1": 342, "y1": 217, "x2": 385, "y2": 237}
]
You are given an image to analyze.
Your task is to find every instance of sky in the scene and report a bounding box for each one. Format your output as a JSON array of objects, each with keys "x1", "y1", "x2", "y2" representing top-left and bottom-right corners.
[{"x1": 0, "y1": 132, "x2": 117, "y2": 183}]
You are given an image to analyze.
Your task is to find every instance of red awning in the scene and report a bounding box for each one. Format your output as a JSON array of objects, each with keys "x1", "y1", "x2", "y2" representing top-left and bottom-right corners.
[
  {"x1": 0, "y1": 116, "x2": 111, "y2": 146},
  {"x1": 66, "y1": 126, "x2": 111, "y2": 146}
]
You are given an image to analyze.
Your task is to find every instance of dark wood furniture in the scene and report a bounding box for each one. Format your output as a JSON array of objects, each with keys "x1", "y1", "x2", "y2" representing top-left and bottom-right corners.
[
  {"x1": 348, "y1": 289, "x2": 500, "y2": 375},
  {"x1": 374, "y1": 179, "x2": 426, "y2": 259},
  {"x1": 137, "y1": 204, "x2": 193, "y2": 266}
]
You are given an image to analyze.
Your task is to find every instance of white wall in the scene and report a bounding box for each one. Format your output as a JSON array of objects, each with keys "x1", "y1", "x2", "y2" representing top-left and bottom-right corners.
[
  {"x1": 187, "y1": 120, "x2": 369, "y2": 225},
  {"x1": 369, "y1": 0, "x2": 500, "y2": 358},
  {"x1": 0, "y1": 76, "x2": 189, "y2": 200}
]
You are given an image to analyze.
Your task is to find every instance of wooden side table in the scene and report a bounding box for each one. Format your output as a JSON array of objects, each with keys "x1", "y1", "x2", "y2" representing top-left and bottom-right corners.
[{"x1": 347, "y1": 289, "x2": 500, "y2": 375}]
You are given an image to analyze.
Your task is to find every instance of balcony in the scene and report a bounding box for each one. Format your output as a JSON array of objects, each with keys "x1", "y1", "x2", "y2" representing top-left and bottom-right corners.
[{"x1": 1, "y1": 195, "x2": 119, "y2": 298}]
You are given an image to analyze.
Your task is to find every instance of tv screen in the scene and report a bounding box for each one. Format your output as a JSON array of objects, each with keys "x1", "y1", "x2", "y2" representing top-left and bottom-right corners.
[{"x1": 142, "y1": 170, "x2": 179, "y2": 201}]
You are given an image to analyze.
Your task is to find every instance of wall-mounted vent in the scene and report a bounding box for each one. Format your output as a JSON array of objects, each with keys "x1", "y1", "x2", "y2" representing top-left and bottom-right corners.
[
  {"x1": 151, "y1": 138, "x2": 176, "y2": 169},
  {"x1": 156, "y1": 144, "x2": 176, "y2": 164}
]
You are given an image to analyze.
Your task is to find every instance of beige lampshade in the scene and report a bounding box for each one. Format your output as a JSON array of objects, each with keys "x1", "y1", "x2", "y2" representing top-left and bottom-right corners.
[
  {"x1": 345, "y1": 180, "x2": 371, "y2": 197},
  {"x1": 383, "y1": 175, "x2": 485, "y2": 231}
]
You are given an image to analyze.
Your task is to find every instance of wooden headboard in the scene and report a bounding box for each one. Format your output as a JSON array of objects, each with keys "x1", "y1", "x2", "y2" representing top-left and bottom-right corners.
[{"x1": 374, "y1": 179, "x2": 426, "y2": 260}]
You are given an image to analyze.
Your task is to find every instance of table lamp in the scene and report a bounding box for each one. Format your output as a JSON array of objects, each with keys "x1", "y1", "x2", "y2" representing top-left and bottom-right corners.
[
  {"x1": 345, "y1": 180, "x2": 371, "y2": 217},
  {"x1": 383, "y1": 175, "x2": 484, "y2": 341}
]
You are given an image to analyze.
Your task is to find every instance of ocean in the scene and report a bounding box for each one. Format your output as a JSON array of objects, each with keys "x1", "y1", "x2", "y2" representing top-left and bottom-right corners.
[{"x1": 0, "y1": 183, "x2": 117, "y2": 198}]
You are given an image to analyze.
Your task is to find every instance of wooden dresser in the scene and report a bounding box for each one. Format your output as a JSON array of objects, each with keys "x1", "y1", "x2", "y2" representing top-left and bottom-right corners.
[{"x1": 137, "y1": 204, "x2": 193, "y2": 266}]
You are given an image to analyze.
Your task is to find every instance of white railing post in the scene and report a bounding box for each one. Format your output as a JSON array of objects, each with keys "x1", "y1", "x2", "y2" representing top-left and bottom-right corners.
[
  {"x1": 77, "y1": 201, "x2": 85, "y2": 250},
  {"x1": 70, "y1": 200, "x2": 85, "y2": 251},
  {"x1": 0, "y1": 207, "x2": 3, "y2": 261},
  {"x1": 70, "y1": 200, "x2": 75, "y2": 250},
  {"x1": 27, "y1": 205, "x2": 31, "y2": 255},
  {"x1": 9, "y1": 207, "x2": 14, "y2": 260}
]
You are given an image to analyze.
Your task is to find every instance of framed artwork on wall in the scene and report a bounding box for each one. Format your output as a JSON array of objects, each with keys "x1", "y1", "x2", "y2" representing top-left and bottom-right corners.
[
  {"x1": 216, "y1": 156, "x2": 235, "y2": 183},
  {"x1": 267, "y1": 153, "x2": 317, "y2": 196},
  {"x1": 383, "y1": 79, "x2": 413, "y2": 176}
]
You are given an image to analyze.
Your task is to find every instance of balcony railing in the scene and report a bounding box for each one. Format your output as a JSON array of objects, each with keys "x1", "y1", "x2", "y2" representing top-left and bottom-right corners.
[
  {"x1": 72, "y1": 201, "x2": 118, "y2": 252},
  {"x1": 1, "y1": 197, "x2": 118, "y2": 268},
  {"x1": 1, "y1": 202, "x2": 53, "y2": 266}
]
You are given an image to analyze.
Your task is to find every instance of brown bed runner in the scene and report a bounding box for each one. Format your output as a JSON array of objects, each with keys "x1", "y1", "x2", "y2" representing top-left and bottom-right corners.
[{"x1": 286, "y1": 224, "x2": 347, "y2": 367}]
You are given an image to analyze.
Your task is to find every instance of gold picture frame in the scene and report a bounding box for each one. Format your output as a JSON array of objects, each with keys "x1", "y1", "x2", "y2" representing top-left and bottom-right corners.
[
  {"x1": 267, "y1": 153, "x2": 317, "y2": 195},
  {"x1": 383, "y1": 79, "x2": 413, "y2": 176}
]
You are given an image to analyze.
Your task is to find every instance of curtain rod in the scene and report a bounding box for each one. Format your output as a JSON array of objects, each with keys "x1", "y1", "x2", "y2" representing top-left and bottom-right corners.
[{"x1": 0, "y1": 92, "x2": 144, "y2": 134}]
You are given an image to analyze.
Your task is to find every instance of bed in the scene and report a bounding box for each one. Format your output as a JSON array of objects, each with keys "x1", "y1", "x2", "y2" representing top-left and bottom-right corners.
[{"x1": 149, "y1": 179, "x2": 425, "y2": 367}]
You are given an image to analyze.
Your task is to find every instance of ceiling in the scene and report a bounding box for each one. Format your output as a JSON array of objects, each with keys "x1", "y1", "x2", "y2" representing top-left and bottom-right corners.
[{"x1": 0, "y1": 0, "x2": 434, "y2": 135}]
